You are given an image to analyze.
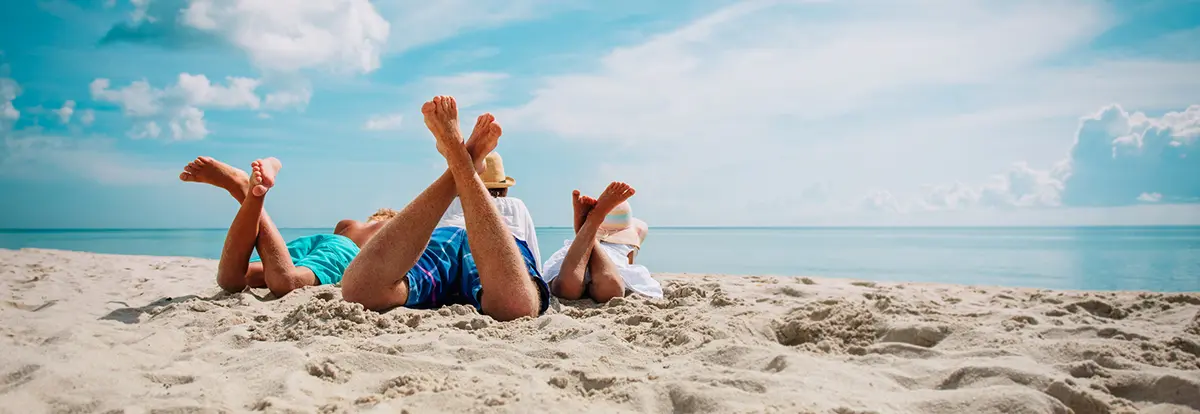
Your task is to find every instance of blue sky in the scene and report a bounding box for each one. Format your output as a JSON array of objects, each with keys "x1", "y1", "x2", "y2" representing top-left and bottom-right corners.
[{"x1": 1, "y1": 0, "x2": 1198, "y2": 229}]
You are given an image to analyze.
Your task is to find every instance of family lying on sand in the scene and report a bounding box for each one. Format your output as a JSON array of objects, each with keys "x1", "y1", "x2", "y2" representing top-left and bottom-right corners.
[{"x1": 177, "y1": 96, "x2": 660, "y2": 322}]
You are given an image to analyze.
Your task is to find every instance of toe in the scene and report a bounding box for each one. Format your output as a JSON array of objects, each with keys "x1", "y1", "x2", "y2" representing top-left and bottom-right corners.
[
  {"x1": 422, "y1": 101, "x2": 436, "y2": 114},
  {"x1": 179, "y1": 172, "x2": 192, "y2": 181},
  {"x1": 252, "y1": 185, "x2": 268, "y2": 197}
]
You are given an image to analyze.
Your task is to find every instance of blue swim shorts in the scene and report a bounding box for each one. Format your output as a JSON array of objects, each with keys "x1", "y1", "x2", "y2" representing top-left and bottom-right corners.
[
  {"x1": 250, "y1": 234, "x2": 360, "y2": 285},
  {"x1": 404, "y1": 227, "x2": 550, "y2": 315}
]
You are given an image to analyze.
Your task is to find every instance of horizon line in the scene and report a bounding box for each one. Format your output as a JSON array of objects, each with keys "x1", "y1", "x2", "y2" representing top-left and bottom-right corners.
[{"x1": 2, "y1": 224, "x2": 1199, "y2": 232}]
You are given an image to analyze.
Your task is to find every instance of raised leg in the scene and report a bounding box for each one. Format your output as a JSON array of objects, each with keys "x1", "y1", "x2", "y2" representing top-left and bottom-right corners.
[
  {"x1": 341, "y1": 109, "x2": 499, "y2": 311},
  {"x1": 424, "y1": 96, "x2": 539, "y2": 321},
  {"x1": 248, "y1": 158, "x2": 318, "y2": 296},
  {"x1": 550, "y1": 183, "x2": 636, "y2": 301},
  {"x1": 181, "y1": 156, "x2": 283, "y2": 291}
]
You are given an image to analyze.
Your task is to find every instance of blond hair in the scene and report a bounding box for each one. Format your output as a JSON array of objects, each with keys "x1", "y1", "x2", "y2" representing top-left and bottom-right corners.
[{"x1": 367, "y1": 208, "x2": 400, "y2": 222}]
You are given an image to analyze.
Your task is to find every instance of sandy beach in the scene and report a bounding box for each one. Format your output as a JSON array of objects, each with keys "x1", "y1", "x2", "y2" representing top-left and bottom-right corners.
[{"x1": 1, "y1": 248, "x2": 1198, "y2": 413}]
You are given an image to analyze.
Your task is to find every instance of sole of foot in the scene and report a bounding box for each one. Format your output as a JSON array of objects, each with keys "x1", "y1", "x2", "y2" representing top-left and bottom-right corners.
[
  {"x1": 465, "y1": 113, "x2": 501, "y2": 172},
  {"x1": 250, "y1": 157, "x2": 282, "y2": 197},
  {"x1": 590, "y1": 182, "x2": 635, "y2": 219},
  {"x1": 422, "y1": 96, "x2": 463, "y2": 158},
  {"x1": 179, "y1": 156, "x2": 248, "y2": 193}
]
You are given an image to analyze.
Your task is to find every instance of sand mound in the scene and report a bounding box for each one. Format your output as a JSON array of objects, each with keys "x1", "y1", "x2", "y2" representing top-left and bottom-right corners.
[{"x1": 1, "y1": 248, "x2": 1199, "y2": 413}]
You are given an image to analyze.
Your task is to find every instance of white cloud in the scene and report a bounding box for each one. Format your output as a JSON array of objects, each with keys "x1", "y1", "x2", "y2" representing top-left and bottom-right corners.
[
  {"x1": 90, "y1": 78, "x2": 163, "y2": 117},
  {"x1": 91, "y1": 73, "x2": 280, "y2": 140},
  {"x1": 509, "y1": 0, "x2": 1112, "y2": 145},
  {"x1": 1, "y1": 131, "x2": 173, "y2": 185},
  {"x1": 1138, "y1": 192, "x2": 1163, "y2": 203},
  {"x1": 363, "y1": 113, "x2": 403, "y2": 131},
  {"x1": 860, "y1": 190, "x2": 904, "y2": 213},
  {"x1": 128, "y1": 121, "x2": 161, "y2": 139},
  {"x1": 0, "y1": 77, "x2": 19, "y2": 121},
  {"x1": 79, "y1": 109, "x2": 96, "y2": 126},
  {"x1": 180, "y1": 0, "x2": 390, "y2": 74},
  {"x1": 1059, "y1": 104, "x2": 1200, "y2": 205},
  {"x1": 263, "y1": 87, "x2": 312, "y2": 110},
  {"x1": 53, "y1": 100, "x2": 76, "y2": 124},
  {"x1": 376, "y1": 0, "x2": 564, "y2": 54},
  {"x1": 175, "y1": 73, "x2": 260, "y2": 109},
  {"x1": 129, "y1": 0, "x2": 154, "y2": 23},
  {"x1": 913, "y1": 103, "x2": 1199, "y2": 211},
  {"x1": 169, "y1": 107, "x2": 208, "y2": 140}
]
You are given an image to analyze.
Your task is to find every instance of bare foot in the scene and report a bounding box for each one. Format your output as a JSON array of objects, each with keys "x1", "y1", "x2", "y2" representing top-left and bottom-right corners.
[
  {"x1": 422, "y1": 96, "x2": 463, "y2": 158},
  {"x1": 179, "y1": 156, "x2": 249, "y2": 195},
  {"x1": 249, "y1": 157, "x2": 282, "y2": 197},
  {"x1": 588, "y1": 182, "x2": 635, "y2": 222},
  {"x1": 465, "y1": 113, "x2": 501, "y2": 171},
  {"x1": 572, "y1": 190, "x2": 598, "y2": 233}
]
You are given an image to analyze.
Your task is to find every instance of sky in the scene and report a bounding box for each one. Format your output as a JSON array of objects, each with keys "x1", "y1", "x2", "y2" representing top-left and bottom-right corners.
[{"x1": 1, "y1": 0, "x2": 1198, "y2": 229}]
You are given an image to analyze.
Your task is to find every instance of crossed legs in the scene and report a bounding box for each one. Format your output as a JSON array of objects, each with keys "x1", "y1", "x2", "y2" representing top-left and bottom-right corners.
[
  {"x1": 550, "y1": 184, "x2": 636, "y2": 302},
  {"x1": 343, "y1": 97, "x2": 538, "y2": 321},
  {"x1": 180, "y1": 157, "x2": 314, "y2": 296}
]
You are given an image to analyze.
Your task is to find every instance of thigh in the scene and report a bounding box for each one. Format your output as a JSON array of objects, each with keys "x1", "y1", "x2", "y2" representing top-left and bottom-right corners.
[
  {"x1": 250, "y1": 235, "x2": 314, "y2": 264},
  {"x1": 465, "y1": 236, "x2": 551, "y2": 315}
]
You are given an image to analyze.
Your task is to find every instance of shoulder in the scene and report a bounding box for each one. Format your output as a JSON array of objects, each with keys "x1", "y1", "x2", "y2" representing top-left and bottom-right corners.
[
  {"x1": 334, "y1": 219, "x2": 357, "y2": 234},
  {"x1": 496, "y1": 197, "x2": 529, "y2": 211}
]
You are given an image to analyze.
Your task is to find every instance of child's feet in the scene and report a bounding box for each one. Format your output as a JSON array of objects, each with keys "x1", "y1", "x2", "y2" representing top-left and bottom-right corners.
[
  {"x1": 572, "y1": 190, "x2": 597, "y2": 233},
  {"x1": 588, "y1": 182, "x2": 635, "y2": 223},
  {"x1": 179, "y1": 156, "x2": 249, "y2": 197},
  {"x1": 249, "y1": 157, "x2": 282, "y2": 197}
]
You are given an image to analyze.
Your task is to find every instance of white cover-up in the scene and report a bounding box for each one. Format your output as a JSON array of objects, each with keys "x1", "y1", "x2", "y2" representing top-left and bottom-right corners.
[
  {"x1": 541, "y1": 238, "x2": 662, "y2": 298},
  {"x1": 436, "y1": 197, "x2": 543, "y2": 274}
]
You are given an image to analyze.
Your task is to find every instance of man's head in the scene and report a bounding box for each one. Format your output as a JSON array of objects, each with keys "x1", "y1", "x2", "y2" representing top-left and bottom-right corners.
[
  {"x1": 481, "y1": 152, "x2": 515, "y2": 197},
  {"x1": 367, "y1": 208, "x2": 400, "y2": 222}
]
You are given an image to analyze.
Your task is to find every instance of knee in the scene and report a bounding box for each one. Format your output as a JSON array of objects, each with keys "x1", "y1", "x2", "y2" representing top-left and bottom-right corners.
[
  {"x1": 340, "y1": 271, "x2": 406, "y2": 312},
  {"x1": 589, "y1": 276, "x2": 625, "y2": 303},
  {"x1": 484, "y1": 298, "x2": 539, "y2": 322},
  {"x1": 340, "y1": 284, "x2": 374, "y2": 309},
  {"x1": 217, "y1": 277, "x2": 246, "y2": 293},
  {"x1": 264, "y1": 269, "x2": 308, "y2": 297},
  {"x1": 549, "y1": 278, "x2": 584, "y2": 300}
]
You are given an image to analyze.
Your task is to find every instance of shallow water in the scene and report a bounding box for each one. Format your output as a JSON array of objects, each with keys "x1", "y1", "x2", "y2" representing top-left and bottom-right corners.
[{"x1": 2, "y1": 226, "x2": 1197, "y2": 292}]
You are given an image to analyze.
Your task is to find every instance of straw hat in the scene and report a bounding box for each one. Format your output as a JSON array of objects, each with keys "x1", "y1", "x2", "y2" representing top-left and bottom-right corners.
[
  {"x1": 481, "y1": 152, "x2": 515, "y2": 189},
  {"x1": 598, "y1": 201, "x2": 648, "y2": 249}
]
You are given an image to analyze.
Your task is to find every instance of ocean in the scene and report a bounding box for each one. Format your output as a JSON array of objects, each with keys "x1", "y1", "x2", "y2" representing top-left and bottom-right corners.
[{"x1": 1, "y1": 227, "x2": 1197, "y2": 292}]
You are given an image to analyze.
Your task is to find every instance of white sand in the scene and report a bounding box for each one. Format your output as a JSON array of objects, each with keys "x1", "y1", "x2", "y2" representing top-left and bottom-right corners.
[{"x1": 1, "y1": 248, "x2": 1198, "y2": 414}]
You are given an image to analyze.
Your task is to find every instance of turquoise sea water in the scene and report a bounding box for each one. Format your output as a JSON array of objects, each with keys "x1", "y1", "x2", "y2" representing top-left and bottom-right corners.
[{"x1": 1, "y1": 227, "x2": 1197, "y2": 292}]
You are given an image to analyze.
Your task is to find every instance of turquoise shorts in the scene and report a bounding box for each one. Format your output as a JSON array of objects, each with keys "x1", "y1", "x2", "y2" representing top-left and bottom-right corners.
[{"x1": 250, "y1": 234, "x2": 360, "y2": 285}]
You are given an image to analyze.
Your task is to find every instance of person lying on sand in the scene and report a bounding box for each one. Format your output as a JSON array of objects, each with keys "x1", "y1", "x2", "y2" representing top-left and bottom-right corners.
[
  {"x1": 436, "y1": 151, "x2": 542, "y2": 276},
  {"x1": 542, "y1": 188, "x2": 663, "y2": 301},
  {"x1": 179, "y1": 157, "x2": 395, "y2": 297},
  {"x1": 339, "y1": 96, "x2": 550, "y2": 322}
]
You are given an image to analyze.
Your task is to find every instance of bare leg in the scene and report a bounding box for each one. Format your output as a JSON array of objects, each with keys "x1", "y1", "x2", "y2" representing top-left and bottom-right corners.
[
  {"x1": 550, "y1": 183, "x2": 636, "y2": 302},
  {"x1": 425, "y1": 96, "x2": 540, "y2": 321},
  {"x1": 551, "y1": 191, "x2": 594, "y2": 299},
  {"x1": 341, "y1": 110, "x2": 499, "y2": 310},
  {"x1": 180, "y1": 157, "x2": 278, "y2": 290}
]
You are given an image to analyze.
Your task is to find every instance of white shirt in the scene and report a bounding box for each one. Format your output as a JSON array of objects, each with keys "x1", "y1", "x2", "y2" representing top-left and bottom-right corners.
[{"x1": 437, "y1": 197, "x2": 542, "y2": 273}]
